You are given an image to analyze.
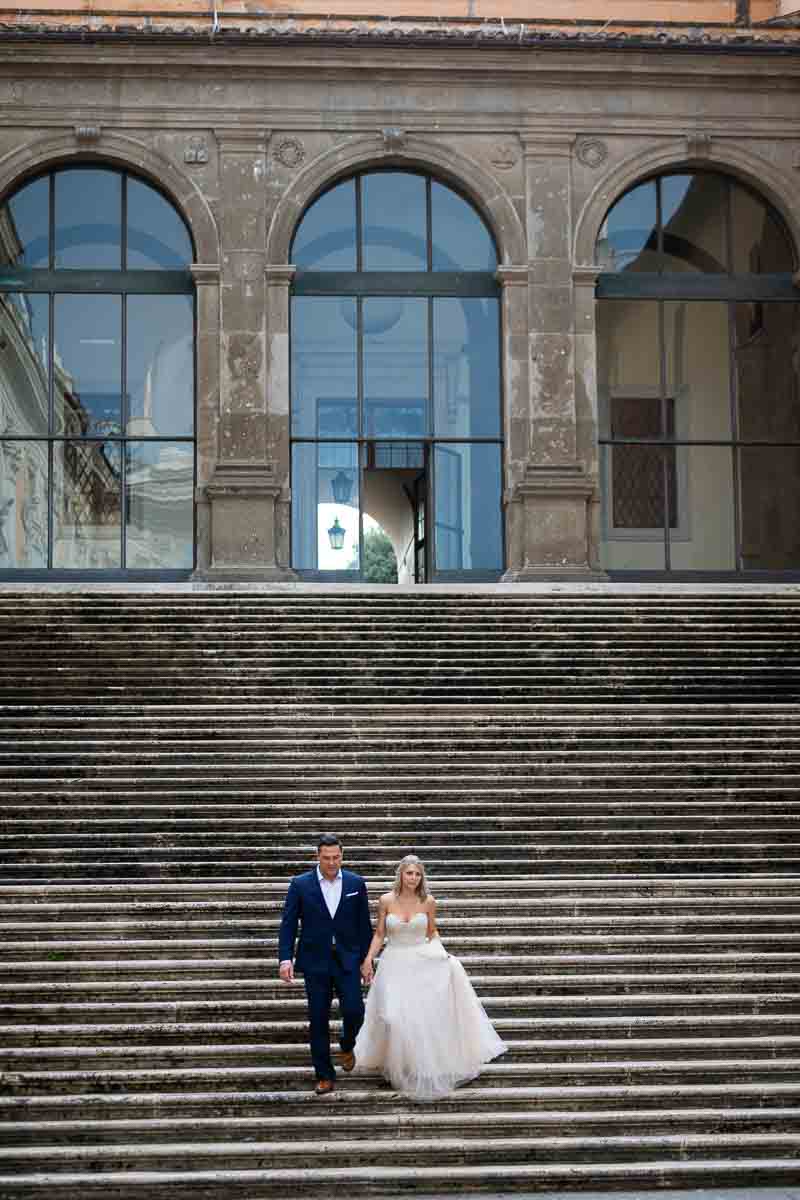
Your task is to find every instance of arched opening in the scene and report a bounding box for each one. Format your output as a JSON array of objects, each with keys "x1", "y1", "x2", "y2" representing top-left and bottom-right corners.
[
  {"x1": 289, "y1": 169, "x2": 504, "y2": 582},
  {"x1": 596, "y1": 170, "x2": 800, "y2": 575},
  {"x1": 0, "y1": 164, "x2": 196, "y2": 575}
]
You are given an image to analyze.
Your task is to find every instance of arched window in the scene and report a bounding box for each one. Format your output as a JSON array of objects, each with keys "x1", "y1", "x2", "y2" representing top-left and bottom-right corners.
[
  {"x1": 596, "y1": 171, "x2": 799, "y2": 574},
  {"x1": 290, "y1": 170, "x2": 503, "y2": 581},
  {"x1": 0, "y1": 166, "x2": 195, "y2": 574}
]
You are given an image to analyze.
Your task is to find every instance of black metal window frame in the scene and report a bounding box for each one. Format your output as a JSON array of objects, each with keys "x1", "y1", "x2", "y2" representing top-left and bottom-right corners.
[
  {"x1": 0, "y1": 165, "x2": 196, "y2": 579},
  {"x1": 290, "y1": 168, "x2": 505, "y2": 581},
  {"x1": 597, "y1": 169, "x2": 800, "y2": 578}
]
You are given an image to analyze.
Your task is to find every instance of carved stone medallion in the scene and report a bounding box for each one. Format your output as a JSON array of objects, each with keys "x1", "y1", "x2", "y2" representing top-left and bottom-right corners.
[
  {"x1": 576, "y1": 138, "x2": 608, "y2": 169},
  {"x1": 273, "y1": 137, "x2": 306, "y2": 169}
]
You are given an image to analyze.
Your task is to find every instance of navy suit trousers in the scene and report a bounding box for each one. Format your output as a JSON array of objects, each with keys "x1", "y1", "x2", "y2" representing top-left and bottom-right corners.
[{"x1": 303, "y1": 953, "x2": 365, "y2": 1081}]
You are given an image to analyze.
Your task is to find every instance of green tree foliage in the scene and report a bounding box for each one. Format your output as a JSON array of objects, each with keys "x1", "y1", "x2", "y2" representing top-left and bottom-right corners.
[{"x1": 349, "y1": 527, "x2": 398, "y2": 582}]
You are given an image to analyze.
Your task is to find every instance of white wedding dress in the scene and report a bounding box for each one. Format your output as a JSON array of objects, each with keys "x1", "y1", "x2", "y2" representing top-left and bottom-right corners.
[{"x1": 353, "y1": 912, "x2": 507, "y2": 1101}]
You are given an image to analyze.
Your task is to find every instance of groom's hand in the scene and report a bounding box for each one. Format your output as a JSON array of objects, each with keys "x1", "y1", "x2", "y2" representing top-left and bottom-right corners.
[
  {"x1": 361, "y1": 958, "x2": 373, "y2": 985},
  {"x1": 279, "y1": 960, "x2": 294, "y2": 984}
]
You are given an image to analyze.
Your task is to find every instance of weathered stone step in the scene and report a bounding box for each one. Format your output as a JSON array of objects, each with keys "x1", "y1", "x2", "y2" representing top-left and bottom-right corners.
[
  {"x1": 2, "y1": 1081, "x2": 797, "y2": 1122},
  {"x1": 5, "y1": 1057, "x2": 800, "y2": 1096},
  {"x1": 5, "y1": 991, "x2": 800, "y2": 1024},
  {"x1": 4, "y1": 969, "x2": 795, "y2": 1004},
  {"x1": 3, "y1": 1105, "x2": 797, "y2": 1148},
  {"x1": 3, "y1": 1131, "x2": 800, "y2": 1174},
  {"x1": 0, "y1": 1158, "x2": 790, "y2": 1200},
  {"x1": 4, "y1": 1012, "x2": 800, "y2": 1047}
]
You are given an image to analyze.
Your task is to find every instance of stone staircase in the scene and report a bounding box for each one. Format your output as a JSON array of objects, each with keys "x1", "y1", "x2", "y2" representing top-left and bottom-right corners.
[{"x1": 0, "y1": 587, "x2": 798, "y2": 1197}]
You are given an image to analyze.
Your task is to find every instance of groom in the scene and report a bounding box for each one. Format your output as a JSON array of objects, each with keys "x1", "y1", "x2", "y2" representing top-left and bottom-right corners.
[{"x1": 278, "y1": 834, "x2": 373, "y2": 1095}]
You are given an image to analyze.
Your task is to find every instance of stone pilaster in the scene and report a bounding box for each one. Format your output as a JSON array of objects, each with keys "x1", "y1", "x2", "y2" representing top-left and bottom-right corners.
[
  {"x1": 200, "y1": 126, "x2": 295, "y2": 578},
  {"x1": 503, "y1": 133, "x2": 603, "y2": 580},
  {"x1": 190, "y1": 263, "x2": 221, "y2": 573}
]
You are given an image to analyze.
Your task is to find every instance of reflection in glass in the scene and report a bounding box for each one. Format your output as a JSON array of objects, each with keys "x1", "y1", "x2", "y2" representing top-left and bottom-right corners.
[
  {"x1": 599, "y1": 445, "x2": 666, "y2": 571},
  {"x1": 596, "y1": 181, "x2": 658, "y2": 273},
  {"x1": 125, "y1": 442, "x2": 194, "y2": 568},
  {"x1": 664, "y1": 301, "x2": 731, "y2": 439},
  {"x1": 292, "y1": 180, "x2": 357, "y2": 271},
  {"x1": 734, "y1": 302, "x2": 800, "y2": 441},
  {"x1": 127, "y1": 178, "x2": 192, "y2": 270},
  {"x1": 127, "y1": 295, "x2": 194, "y2": 437},
  {"x1": 4, "y1": 176, "x2": 49, "y2": 268},
  {"x1": 740, "y1": 447, "x2": 800, "y2": 570},
  {"x1": 54, "y1": 295, "x2": 122, "y2": 436},
  {"x1": 434, "y1": 443, "x2": 502, "y2": 571},
  {"x1": 53, "y1": 440, "x2": 121, "y2": 568},
  {"x1": 596, "y1": 300, "x2": 661, "y2": 406},
  {"x1": 54, "y1": 170, "x2": 122, "y2": 270},
  {"x1": 0, "y1": 440, "x2": 48, "y2": 567},
  {"x1": 363, "y1": 173, "x2": 427, "y2": 271},
  {"x1": 669, "y1": 446, "x2": 735, "y2": 571},
  {"x1": 291, "y1": 297, "x2": 357, "y2": 438},
  {"x1": 731, "y1": 184, "x2": 793, "y2": 275},
  {"x1": 431, "y1": 182, "x2": 496, "y2": 271},
  {"x1": 433, "y1": 298, "x2": 500, "y2": 438},
  {"x1": 292, "y1": 441, "x2": 360, "y2": 571},
  {"x1": 661, "y1": 174, "x2": 727, "y2": 274},
  {"x1": 0, "y1": 294, "x2": 49, "y2": 435},
  {"x1": 610, "y1": 436, "x2": 675, "y2": 531},
  {"x1": 364, "y1": 298, "x2": 428, "y2": 437}
]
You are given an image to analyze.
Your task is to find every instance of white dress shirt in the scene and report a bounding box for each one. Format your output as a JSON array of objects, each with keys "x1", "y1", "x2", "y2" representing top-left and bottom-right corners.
[{"x1": 317, "y1": 865, "x2": 343, "y2": 918}]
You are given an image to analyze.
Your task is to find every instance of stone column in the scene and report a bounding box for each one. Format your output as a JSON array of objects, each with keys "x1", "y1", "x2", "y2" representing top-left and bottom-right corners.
[
  {"x1": 503, "y1": 134, "x2": 603, "y2": 581},
  {"x1": 573, "y1": 264, "x2": 604, "y2": 572},
  {"x1": 265, "y1": 264, "x2": 296, "y2": 574},
  {"x1": 199, "y1": 126, "x2": 294, "y2": 579}
]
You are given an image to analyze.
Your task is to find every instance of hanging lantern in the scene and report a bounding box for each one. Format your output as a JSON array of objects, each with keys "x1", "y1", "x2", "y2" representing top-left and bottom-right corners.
[
  {"x1": 330, "y1": 469, "x2": 354, "y2": 505},
  {"x1": 327, "y1": 516, "x2": 346, "y2": 551}
]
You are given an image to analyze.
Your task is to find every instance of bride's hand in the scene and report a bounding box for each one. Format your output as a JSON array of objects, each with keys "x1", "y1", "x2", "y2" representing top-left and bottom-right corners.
[{"x1": 361, "y1": 957, "x2": 374, "y2": 984}]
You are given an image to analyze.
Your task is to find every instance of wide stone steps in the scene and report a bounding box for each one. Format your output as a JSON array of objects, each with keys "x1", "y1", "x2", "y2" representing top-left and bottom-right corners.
[{"x1": 1, "y1": 588, "x2": 799, "y2": 1195}]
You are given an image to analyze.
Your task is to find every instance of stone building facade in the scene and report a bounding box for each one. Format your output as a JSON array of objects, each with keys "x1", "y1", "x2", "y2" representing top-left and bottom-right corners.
[{"x1": 0, "y1": 5, "x2": 798, "y2": 581}]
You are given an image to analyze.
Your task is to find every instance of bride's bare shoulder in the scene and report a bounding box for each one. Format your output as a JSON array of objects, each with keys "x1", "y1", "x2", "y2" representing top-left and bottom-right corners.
[
  {"x1": 378, "y1": 891, "x2": 394, "y2": 907},
  {"x1": 424, "y1": 894, "x2": 436, "y2": 909}
]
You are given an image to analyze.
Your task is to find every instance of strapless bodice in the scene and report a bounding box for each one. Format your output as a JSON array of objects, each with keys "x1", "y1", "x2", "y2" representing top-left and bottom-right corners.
[{"x1": 385, "y1": 911, "x2": 428, "y2": 948}]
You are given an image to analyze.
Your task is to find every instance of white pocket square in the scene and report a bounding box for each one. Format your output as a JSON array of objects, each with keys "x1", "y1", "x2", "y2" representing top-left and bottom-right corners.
[{"x1": 345, "y1": 891, "x2": 359, "y2": 897}]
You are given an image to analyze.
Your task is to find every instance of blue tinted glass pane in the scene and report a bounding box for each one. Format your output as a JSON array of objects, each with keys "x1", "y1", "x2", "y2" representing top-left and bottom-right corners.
[
  {"x1": 661, "y1": 175, "x2": 727, "y2": 274},
  {"x1": 53, "y1": 440, "x2": 122, "y2": 568},
  {"x1": 55, "y1": 170, "x2": 121, "y2": 269},
  {"x1": 434, "y1": 443, "x2": 502, "y2": 572},
  {"x1": 292, "y1": 441, "x2": 360, "y2": 571},
  {"x1": 431, "y1": 182, "x2": 496, "y2": 271},
  {"x1": 127, "y1": 295, "x2": 194, "y2": 437},
  {"x1": 0, "y1": 294, "x2": 49, "y2": 435},
  {"x1": 0, "y1": 440, "x2": 49, "y2": 567},
  {"x1": 125, "y1": 441, "x2": 194, "y2": 568},
  {"x1": 54, "y1": 294, "x2": 122, "y2": 436},
  {"x1": 597, "y1": 181, "x2": 658, "y2": 273},
  {"x1": 364, "y1": 298, "x2": 428, "y2": 437},
  {"x1": 127, "y1": 178, "x2": 192, "y2": 269},
  {"x1": 292, "y1": 181, "x2": 357, "y2": 271},
  {"x1": 363, "y1": 173, "x2": 426, "y2": 271},
  {"x1": 291, "y1": 297, "x2": 357, "y2": 438},
  {"x1": 5, "y1": 176, "x2": 50, "y2": 268},
  {"x1": 433, "y1": 298, "x2": 500, "y2": 438}
]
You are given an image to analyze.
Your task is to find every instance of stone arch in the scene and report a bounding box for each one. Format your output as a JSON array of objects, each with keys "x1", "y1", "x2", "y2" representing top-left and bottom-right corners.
[
  {"x1": 573, "y1": 139, "x2": 800, "y2": 269},
  {"x1": 266, "y1": 133, "x2": 526, "y2": 268},
  {"x1": 0, "y1": 131, "x2": 219, "y2": 264}
]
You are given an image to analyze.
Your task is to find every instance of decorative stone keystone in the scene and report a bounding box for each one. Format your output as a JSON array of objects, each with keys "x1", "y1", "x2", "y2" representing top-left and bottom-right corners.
[
  {"x1": 381, "y1": 128, "x2": 407, "y2": 152},
  {"x1": 685, "y1": 132, "x2": 712, "y2": 159},
  {"x1": 74, "y1": 124, "x2": 101, "y2": 143}
]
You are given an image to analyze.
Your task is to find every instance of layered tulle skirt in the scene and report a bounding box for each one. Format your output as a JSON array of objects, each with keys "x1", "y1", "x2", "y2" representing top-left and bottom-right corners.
[{"x1": 353, "y1": 937, "x2": 506, "y2": 1101}]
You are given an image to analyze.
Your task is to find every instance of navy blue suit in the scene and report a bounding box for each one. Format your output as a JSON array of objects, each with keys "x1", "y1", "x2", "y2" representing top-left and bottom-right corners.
[{"x1": 278, "y1": 868, "x2": 373, "y2": 1081}]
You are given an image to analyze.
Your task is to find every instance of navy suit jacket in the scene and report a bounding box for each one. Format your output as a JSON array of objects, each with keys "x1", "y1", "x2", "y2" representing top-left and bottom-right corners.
[{"x1": 278, "y1": 869, "x2": 372, "y2": 975}]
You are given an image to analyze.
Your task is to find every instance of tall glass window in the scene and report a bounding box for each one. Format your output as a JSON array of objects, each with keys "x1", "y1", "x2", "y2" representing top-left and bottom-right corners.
[
  {"x1": 597, "y1": 171, "x2": 799, "y2": 574},
  {"x1": 0, "y1": 166, "x2": 195, "y2": 573},
  {"x1": 290, "y1": 170, "x2": 503, "y2": 579}
]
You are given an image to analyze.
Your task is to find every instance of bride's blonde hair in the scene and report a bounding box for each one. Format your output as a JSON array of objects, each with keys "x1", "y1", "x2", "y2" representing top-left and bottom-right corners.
[{"x1": 392, "y1": 854, "x2": 429, "y2": 900}]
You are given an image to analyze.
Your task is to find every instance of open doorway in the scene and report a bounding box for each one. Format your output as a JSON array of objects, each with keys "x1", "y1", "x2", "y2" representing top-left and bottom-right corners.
[{"x1": 361, "y1": 442, "x2": 427, "y2": 584}]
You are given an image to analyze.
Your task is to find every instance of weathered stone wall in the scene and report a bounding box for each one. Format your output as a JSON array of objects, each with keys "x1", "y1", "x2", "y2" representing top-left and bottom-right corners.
[{"x1": 0, "y1": 41, "x2": 797, "y2": 577}]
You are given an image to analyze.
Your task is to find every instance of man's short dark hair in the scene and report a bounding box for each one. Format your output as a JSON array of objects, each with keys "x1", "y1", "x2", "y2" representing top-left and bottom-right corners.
[{"x1": 317, "y1": 834, "x2": 342, "y2": 851}]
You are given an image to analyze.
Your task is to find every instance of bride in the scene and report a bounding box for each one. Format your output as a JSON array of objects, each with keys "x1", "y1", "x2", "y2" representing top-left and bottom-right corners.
[{"x1": 353, "y1": 854, "x2": 506, "y2": 1101}]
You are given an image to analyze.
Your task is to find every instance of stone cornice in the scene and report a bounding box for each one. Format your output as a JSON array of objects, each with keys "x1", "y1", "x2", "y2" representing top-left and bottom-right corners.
[
  {"x1": 513, "y1": 462, "x2": 596, "y2": 500},
  {"x1": 265, "y1": 264, "x2": 297, "y2": 286},
  {"x1": 190, "y1": 263, "x2": 221, "y2": 286},
  {"x1": 495, "y1": 266, "x2": 529, "y2": 288},
  {"x1": 214, "y1": 127, "x2": 270, "y2": 154},
  {"x1": 205, "y1": 460, "x2": 281, "y2": 500}
]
